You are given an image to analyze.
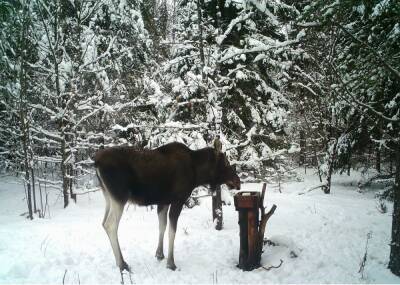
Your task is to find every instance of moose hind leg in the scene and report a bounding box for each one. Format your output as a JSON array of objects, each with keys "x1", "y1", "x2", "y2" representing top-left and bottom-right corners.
[
  {"x1": 97, "y1": 168, "x2": 111, "y2": 227},
  {"x1": 102, "y1": 190, "x2": 111, "y2": 227},
  {"x1": 103, "y1": 198, "x2": 129, "y2": 272},
  {"x1": 166, "y1": 202, "x2": 184, "y2": 270},
  {"x1": 156, "y1": 204, "x2": 169, "y2": 260}
]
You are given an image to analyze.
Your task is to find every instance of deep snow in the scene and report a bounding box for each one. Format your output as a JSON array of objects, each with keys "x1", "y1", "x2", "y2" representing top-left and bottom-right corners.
[{"x1": 0, "y1": 171, "x2": 399, "y2": 284}]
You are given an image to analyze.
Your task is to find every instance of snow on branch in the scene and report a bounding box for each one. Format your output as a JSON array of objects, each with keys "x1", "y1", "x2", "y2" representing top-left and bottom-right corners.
[
  {"x1": 294, "y1": 82, "x2": 319, "y2": 98},
  {"x1": 216, "y1": 11, "x2": 253, "y2": 45},
  {"x1": 74, "y1": 106, "x2": 105, "y2": 128},
  {"x1": 336, "y1": 23, "x2": 400, "y2": 81},
  {"x1": 30, "y1": 103, "x2": 57, "y2": 116},
  {"x1": 296, "y1": 21, "x2": 400, "y2": 80},
  {"x1": 31, "y1": 126, "x2": 62, "y2": 142},
  {"x1": 218, "y1": 39, "x2": 299, "y2": 63},
  {"x1": 112, "y1": 122, "x2": 208, "y2": 132},
  {"x1": 329, "y1": 63, "x2": 400, "y2": 123},
  {"x1": 296, "y1": 22, "x2": 321, "y2": 28},
  {"x1": 80, "y1": 36, "x2": 116, "y2": 70}
]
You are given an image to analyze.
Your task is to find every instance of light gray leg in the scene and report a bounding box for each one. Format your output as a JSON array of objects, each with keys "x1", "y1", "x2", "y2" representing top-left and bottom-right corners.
[
  {"x1": 156, "y1": 204, "x2": 169, "y2": 260},
  {"x1": 97, "y1": 168, "x2": 111, "y2": 227},
  {"x1": 166, "y1": 202, "x2": 183, "y2": 270},
  {"x1": 97, "y1": 168, "x2": 129, "y2": 272},
  {"x1": 102, "y1": 190, "x2": 111, "y2": 227},
  {"x1": 103, "y1": 198, "x2": 129, "y2": 272}
]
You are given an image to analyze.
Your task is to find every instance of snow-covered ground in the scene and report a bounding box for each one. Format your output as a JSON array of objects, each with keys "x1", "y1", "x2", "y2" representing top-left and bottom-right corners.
[{"x1": 0, "y1": 171, "x2": 399, "y2": 284}]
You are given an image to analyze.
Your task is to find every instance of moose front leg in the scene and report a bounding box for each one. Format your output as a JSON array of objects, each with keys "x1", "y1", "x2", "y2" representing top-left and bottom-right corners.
[
  {"x1": 166, "y1": 201, "x2": 184, "y2": 270},
  {"x1": 156, "y1": 204, "x2": 169, "y2": 260}
]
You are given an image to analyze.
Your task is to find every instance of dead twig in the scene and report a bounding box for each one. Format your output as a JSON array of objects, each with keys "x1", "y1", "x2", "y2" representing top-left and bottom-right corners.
[
  {"x1": 62, "y1": 269, "x2": 67, "y2": 285},
  {"x1": 74, "y1": 187, "x2": 101, "y2": 195},
  {"x1": 298, "y1": 184, "x2": 327, "y2": 195},
  {"x1": 359, "y1": 232, "x2": 372, "y2": 279}
]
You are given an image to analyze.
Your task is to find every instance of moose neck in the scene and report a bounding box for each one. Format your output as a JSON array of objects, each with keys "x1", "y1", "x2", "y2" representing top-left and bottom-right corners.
[{"x1": 192, "y1": 148, "x2": 218, "y2": 187}]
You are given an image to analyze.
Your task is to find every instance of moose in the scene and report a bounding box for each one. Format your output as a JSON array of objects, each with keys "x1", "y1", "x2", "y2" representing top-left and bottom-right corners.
[{"x1": 94, "y1": 141, "x2": 241, "y2": 273}]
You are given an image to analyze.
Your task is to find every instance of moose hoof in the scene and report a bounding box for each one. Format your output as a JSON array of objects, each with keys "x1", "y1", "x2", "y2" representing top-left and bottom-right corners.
[
  {"x1": 119, "y1": 261, "x2": 131, "y2": 273},
  {"x1": 155, "y1": 251, "x2": 165, "y2": 260},
  {"x1": 166, "y1": 262, "x2": 177, "y2": 271}
]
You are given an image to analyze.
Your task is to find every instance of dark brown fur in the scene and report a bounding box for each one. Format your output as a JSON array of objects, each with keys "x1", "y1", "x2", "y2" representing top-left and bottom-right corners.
[
  {"x1": 94, "y1": 142, "x2": 240, "y2": 272},
  {"x1": 94, "y1": 142, "x2": 240, "y2": 206}
]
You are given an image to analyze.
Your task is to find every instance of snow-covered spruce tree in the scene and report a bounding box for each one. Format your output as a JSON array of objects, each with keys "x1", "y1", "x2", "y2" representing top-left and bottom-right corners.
[
  {"x1": 30, "y1": 0, "x2": 78, "y2": 208},
  {"x1": 294, "y1": 1, "x2": 396, "y2": 193},
  {"x1": 0, "y1": 0, "x2": 38, "y2": 218},
  {"x1": 215, "y1": 0, "x2": 304, "y2": 179},
  {"x1": 0, "y1": 1, "x2": 22, "y2": 172},
  {"x1": 300, "y1": 0, "x2": 400, "y2": 274},
  {"x1": 330, "y1": 0, "x2": 399, "y2": 178},
  {"x1": 90, "y1": 0, "x2": 156, "y2": 150},
  {"x1": 285, "y1": 1, "x2": 347, "y2": 191},
  {"x1": 138, "y1": 0, "x2": 213, "y2": 150},
  {"x1": 140, "y1": 0, "x2": 168, "y2": 59},
  {"x1": 31, "y1": 0, "x2": 152, "y2": 206},
  {"x1": 158, "y1": 0, "x2": 303, "y2": 180},
  {"x1": 57, "y1": 0, "x2": 152, "y2": 193}
]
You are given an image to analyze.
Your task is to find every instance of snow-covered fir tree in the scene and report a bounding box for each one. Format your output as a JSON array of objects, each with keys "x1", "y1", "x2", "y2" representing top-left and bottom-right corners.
[
  {"x1": 297, "y1": 0, "x2": 400, "y2": 274},
  {"x1": 154, "y1": 0, "x2": 304, "y2": 180}
]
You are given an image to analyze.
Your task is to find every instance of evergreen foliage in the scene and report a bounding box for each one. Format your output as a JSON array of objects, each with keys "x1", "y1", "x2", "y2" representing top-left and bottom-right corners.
[{"x1": 0, "y1": 0, "x2": 399, "y2": 274}]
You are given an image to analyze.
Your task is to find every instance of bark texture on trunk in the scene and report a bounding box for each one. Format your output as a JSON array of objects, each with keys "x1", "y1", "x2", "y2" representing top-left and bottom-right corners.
[
  {"x1": 212, "y1": 184, "x2": 223, "y2": 230},
  {"x1": 325, "y1": 138, "x2": 338, "y2": 194},
  {"x1": 389, "y1": 145, "x2": 400, "y2": 276}
]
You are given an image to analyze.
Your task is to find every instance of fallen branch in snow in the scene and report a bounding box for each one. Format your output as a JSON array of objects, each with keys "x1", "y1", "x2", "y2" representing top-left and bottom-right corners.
[
  {"x1": 261, "y1": 259, "x2": 283, "y2": 271},
  {"x1": 74, "y1": 187, "x2": 101, "y2": 196},
  {"x1": 358, "y1": 173, "x2": 395, "y2": 189},
  {"x1": 298, "y1": 184, "x2": 327, "y2": 195},
  {"x1": 376, "y1": 199, "x2": 387, "y2": 214},
  {"x1": 62, "y1": 269, "x2": 67, "y2": 285},
  {"x1": 19, "y1": 211, "x2": 29, "y2": 217},
  {"x1": 359, "y1": 232, "x2": 372, "y2": 279}
]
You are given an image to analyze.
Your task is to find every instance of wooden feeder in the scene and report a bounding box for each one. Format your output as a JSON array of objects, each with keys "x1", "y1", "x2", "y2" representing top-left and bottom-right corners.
[{"x1": 234, "y1": 183, "x2": 277, "y2": 271}]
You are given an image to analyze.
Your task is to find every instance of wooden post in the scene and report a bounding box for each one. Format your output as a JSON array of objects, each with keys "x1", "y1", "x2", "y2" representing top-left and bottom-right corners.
[
  {"x1": 247, "y1": 206, "x2": 259, "y2": 267},
  {"x1": 234, "y1": 183, "x2": 276, "y2": 270},
  {"x1": 212, "y1": 136, "x2": 223, "y2": 230},
  {"x1": 212, "y1": 184, "x2": 223, "y2": 230},
  {"x1": 238, "y1": 209, "x2": 248, "y2": 268}
]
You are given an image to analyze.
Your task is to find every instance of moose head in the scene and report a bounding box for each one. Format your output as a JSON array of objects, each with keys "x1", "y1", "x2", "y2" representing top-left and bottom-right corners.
[
  {"x1": 218, "y1": 153, "x2": 241, "y2": 190},
  {"x1": 214, "y1": 136, "x2": 241, "y2": 190}
]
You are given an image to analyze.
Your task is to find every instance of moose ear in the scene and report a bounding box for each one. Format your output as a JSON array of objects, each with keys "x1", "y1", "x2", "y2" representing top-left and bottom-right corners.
[{"x1": 213, "y1": 136, "x2": 222, "y2": 156}]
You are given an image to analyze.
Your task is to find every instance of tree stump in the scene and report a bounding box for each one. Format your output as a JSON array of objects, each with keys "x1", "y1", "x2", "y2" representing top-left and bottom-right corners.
[{"x1": 234, "y1": 183, "x2": 277, "y2": 271}]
